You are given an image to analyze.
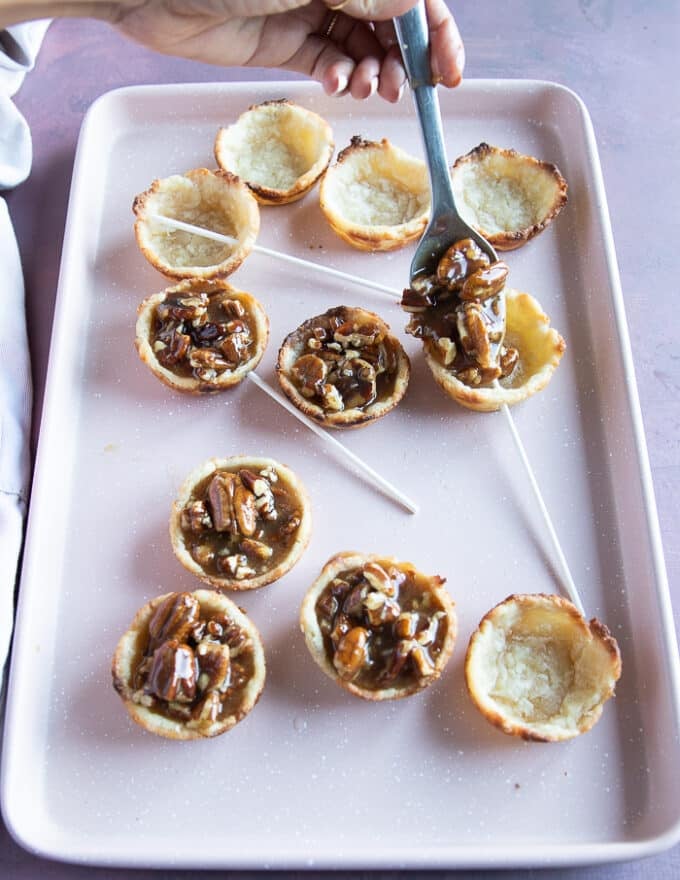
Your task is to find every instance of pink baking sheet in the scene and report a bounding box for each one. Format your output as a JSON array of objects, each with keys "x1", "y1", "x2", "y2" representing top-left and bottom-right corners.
[{"x1": 2, "y1": 79, "x2": 679, "y2": 869}]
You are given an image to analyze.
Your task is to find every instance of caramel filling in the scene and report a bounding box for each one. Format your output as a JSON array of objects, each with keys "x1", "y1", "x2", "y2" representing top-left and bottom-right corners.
[
  {"x1": 315, "y1": 562, "x2": 450, "y2": 691},
  {"x1": 152, "y1": 290, "x2": 256, "y2": 383},
  {"x1": 287, "y1": 308, "x2": 399, "y2": 413},
  {"x1": 130, "y1": 592, "x2": 255, "y2": 730},
  {"x1": 179, "y1": 465, "x2": 302, "y2": 581}
]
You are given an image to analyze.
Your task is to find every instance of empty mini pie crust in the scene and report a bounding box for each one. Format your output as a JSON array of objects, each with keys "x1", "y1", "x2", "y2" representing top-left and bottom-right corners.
[
  {"x1": 450, "y1": 143, "x2": 568, "y2": 250},
  {"x1": 112, "y1": 589, "x2": 266, "y2": 740},
  {"x1": 135, "y1": 278, "x2": 269, "y2": 393},
  {"x1": 133, "y1": 167, "x2": 260, "y2": 279},
  {"x1": 300, "y1": 552, "x2": 457, "y2": 701},
  {"x1": 170, "y1": 456, "x2": 312, "y2": 591},
  {"x1": 214, "y1": 99, "x2": 334, "y2": 205},
  {"x1": 423, "y1": 287, "x2": 566, "y2": 412},
  {"x1": 319, "y1": 137, "x2": 430, "y2": 251},
  {"x1": 276, "y1": 305, "x2": 410, "y2": 428},
  {"x1": 465, "y1": 593, "x2": 621, "y2": 742}
]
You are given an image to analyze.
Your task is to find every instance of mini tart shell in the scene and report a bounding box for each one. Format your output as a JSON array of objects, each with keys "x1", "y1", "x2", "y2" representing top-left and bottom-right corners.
[
  {"x1": 300, "y1": 551, "x2": 457, "y2": 702},
  {"x1": 111, "y1": 589, "x2": 266, "y2": 740},
  {"x1": 319, "y1": 137, "x2": 430, "y2": 252},
  {"x1": 465, "y1": 593, "x2": 621, "y2": 742},
  {"x1": 424, "y1": 287, "x2": 566, "y2": 412},
  {"x1": 276, "y1": 306, "x2": 410, "y2": 428},
  {"x1": 169, "y1": 456, "x2": 312, "y2": 591},
  {"x1": 450, "y1": 143, "x2": 568, "y2": 250},
  {"x1": 214, "y1": 99, "x2": 334, "y2": 205},
  {"x1": 133, "y1": 168, "x2": 260, "y2": 279},
  {"x1": 135, "y1": 278, "x2": 269, "y2": 394}
]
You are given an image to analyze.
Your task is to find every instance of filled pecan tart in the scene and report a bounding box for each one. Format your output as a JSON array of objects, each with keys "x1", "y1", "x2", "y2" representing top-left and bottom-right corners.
[
  {"x1": 112, "y1": 590, "x2": 266, "y2": 740},
  {"x1": 135, "y1": 278, "x2": 269, "y2": 393},
  {"x1": 276, "y1": 306, "x2": 410, "y2": 428},
  {"x1": 170, "y1": 456, "x2": 312, "y2": 591},
  {"x1": 300, "y1": 552, "x2": 457, "y2": 701}
]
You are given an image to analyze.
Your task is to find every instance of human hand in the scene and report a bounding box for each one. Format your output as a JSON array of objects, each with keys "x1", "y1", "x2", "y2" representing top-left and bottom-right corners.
[{"x1": 105, "y1": 0, "x2": 465, "y2": 102}]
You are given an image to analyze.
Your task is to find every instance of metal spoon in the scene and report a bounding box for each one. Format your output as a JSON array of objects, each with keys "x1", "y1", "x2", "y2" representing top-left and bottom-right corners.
[
  {"x1": 394, "y1": 2, "x2": 498, "y2": 282},
  {"x1": 394, "y1": 3, "x2": 585, "y2": 615}
]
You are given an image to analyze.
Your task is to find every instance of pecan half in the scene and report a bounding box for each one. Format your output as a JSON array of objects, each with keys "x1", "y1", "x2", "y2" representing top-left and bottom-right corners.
[
  {"x1": 146, "y1": 639, "x2": 197, "y2": 703},
  {"x1": 148, "y1": 592, "x2": 200, "y2": 648},
  {"x1": 333, "y1": 626, "x2": 369, "y2": 680},
  {"x1": 207, "y1": 472, "x2": 237, "y2": 533}
]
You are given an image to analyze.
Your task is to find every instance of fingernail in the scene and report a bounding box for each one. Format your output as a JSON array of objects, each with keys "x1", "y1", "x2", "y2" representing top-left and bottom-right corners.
[
  {"x1": 397, "y1": 82, "x2": 406, "y2": 102},
  {"x1": 331, "y1": 74, "x2": 349, "y2": 96},
  {"x1": 368, "y1": 76, "x2": 379, "y2": 97}
]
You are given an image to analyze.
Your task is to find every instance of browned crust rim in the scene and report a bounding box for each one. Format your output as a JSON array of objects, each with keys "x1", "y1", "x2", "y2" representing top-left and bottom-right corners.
[
  {"x1": 132, "y1": 168, "x2": 260, "y2": 279},
  {"x1": 319, "y1": 137, "x2": 429, "y2": 252},
  {"x1": 111, "y1": 589, "x2": 266, "y2": 740},
  {"x1": 276, "y1": 306, "x2": 410, "y2": 428},
  {"x1": 450, "y1": 142, "x2": 568, "y2": 251},
  {"x1": 464, "y1": 593, "x2": 622, "y2": 742},
  {"x1": 134, "y1": 278, "x2": 270, "y2": 394},
  {"x1": 169, "y1": 456, "x2": 312, "y2": 591},
  {"x1": 300, "y1": 551, "x2": 457, "y2": 701},
  {"x1": 423, "y1": 288, "x2": 566, "y2": 412},
  {"x1": 214, "y1": 99, "x2": 334, "y2": 205}
]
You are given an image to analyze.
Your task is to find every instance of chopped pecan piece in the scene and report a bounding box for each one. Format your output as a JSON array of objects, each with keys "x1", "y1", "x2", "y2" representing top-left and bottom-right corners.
[
  {"x1": 499, "y1": 345, "x2": 519, "y2": 378},
  {"x1": 291, "y1": 353, "x2": 327, "y2": 398},
  {"x1": 436, "y1": 238, "x2": 490, "y2": 291},
  {"x1": 220, "y1": 297, "x2": 246, "y2": 318},
  {"x1": 220, "y1": 331, "x2": 250, "y2": 365},
  {"x1": 180, "y1": 500, "x2": 213, "y2": 534},
  {"x1": 320, "y1": 383, "x2": 344, "y2": 412},
  {"x1": 157, "y1": 329, "x2": 191, "y2": 366},
  {"x1": 157, "y1": 294, "x2": 208, "y2": 323},
  {"x1": 333, "y1": 321, "x2": 382, "y2": 349},
  {"x1": 189, "y1": 348, "x2": 230, "y2": 381},
  {"x1": 363, "y1": 591, "x2": 401, "y2": 626},
  {"x1": 363, "y1": 562, "x2": 395, "y2": 597}
]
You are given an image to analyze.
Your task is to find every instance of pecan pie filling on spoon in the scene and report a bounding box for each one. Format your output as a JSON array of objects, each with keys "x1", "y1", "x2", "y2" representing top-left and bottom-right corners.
[{"x1": 401, "y1": 237, "x2": 565, "y2": 412}]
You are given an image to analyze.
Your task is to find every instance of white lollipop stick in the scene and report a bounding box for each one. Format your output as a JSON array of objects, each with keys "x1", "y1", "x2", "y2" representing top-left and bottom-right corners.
[
  {"x1": 247, "y1": 372, "x2": 418, "y2": 515},
  {"x1": 148, "y1": 213, "x2": 400, "y2": 301},
  {"x1": 497, "y1": 397, "x2": 585, "y2": 615}
]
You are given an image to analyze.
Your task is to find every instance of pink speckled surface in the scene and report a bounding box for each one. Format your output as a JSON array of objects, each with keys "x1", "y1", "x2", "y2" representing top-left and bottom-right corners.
[{"x1": 2, "y1": 1, "x2": 679, "y2": 877}]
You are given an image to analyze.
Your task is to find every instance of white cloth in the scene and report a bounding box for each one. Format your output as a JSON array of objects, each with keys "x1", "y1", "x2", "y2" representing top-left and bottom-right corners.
[{"x1": 0, "y1": 20, "x2": 50, "y2": 675}]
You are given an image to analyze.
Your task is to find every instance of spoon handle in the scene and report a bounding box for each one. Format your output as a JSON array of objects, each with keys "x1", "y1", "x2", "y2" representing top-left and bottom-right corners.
[{"x1": 394, "y1": 3, "x2": 456, "y2": 217}]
